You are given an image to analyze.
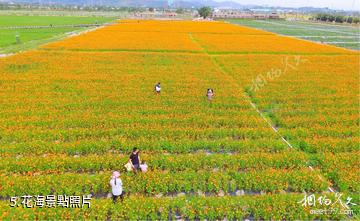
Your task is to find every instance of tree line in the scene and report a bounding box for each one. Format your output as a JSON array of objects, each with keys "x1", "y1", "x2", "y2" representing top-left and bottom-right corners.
[{"x1": 313, "y1": 13, "x2": 360, "y2": 24}]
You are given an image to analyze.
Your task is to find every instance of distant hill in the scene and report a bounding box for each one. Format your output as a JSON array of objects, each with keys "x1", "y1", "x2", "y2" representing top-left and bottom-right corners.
[
  {"x1": 0, "y1": 0, "x2": 246, "y2": 8},
  {"x1": 1, "y1": 0, "x2": 350, "y2": 13}
]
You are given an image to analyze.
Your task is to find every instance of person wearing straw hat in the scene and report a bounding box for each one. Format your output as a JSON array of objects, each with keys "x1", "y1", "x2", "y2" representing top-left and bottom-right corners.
[{"x1": 109, "y1": 171, "x2": 125, "y2": 203}]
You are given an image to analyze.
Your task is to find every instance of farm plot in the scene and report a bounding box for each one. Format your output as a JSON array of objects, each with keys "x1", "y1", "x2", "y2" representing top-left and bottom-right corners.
[
  {"x1": 226, "y1": 19, "x2": 360, "y2": 50},
  {"x1": 214, "y1": 54, "x2": 359, "y2": 195},
  {"x1": 193, "y1": 33, "x2": 355, "y2": 54},
  {"x1": 0, "y1": 51, "x2": 286, "y2": 155},
  {"x1": 0, "y1": 15, "x2": 115, "y2": 53}
]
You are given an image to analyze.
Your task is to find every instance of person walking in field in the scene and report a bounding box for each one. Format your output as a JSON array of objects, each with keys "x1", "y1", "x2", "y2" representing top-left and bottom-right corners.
[
  {"x1": 109, "y1": 171, "x2": 125, "y2": 203},
  {"x1": 206, "y1": 88, "x2": 214, "y2": 102},
  {"x1": 154, "y1": 82, "x2": 161, "y2": 94},
  {"x1": 129, "y1": 148, "x2": 141, "y2": 172}
]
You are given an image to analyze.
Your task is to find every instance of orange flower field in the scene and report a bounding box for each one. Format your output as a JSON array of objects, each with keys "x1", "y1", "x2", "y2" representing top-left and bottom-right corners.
[
  {"x1": 193, "y1": 33, "x2": 356, "y2": 54},
  {"x1": 88, "y1": 20, "x2": 273, "y2": 34},
  {"x1": 0, "y1": 20, "x2": 359, "y2": 220},
  {"x1": 43, "y1": 32, "x2": 203, "y2": 52}
]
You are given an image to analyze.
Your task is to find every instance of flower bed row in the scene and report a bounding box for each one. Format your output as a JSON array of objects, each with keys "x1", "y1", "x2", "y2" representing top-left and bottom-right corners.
[
  {"x1": 1, "y1": 151, "x2": 308, "y2": 174},
  {"x1": 0, "y1": 169, "x2": 328, "y2": 197},
  {"x1": 0, "y1": 194, "x2": 349, "y2": 220},
  {"x1": 0, "y1": 138, "x2": 287, "y2": 156}
]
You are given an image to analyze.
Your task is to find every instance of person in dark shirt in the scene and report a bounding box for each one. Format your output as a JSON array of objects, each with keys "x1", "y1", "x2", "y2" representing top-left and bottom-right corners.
[{"x1": 129, "y1": 148, "x2": 141, "y2": 172}]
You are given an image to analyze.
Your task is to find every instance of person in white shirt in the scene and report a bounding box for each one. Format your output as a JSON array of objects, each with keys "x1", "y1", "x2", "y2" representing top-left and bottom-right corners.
[
  {"x1": 206, "y1": 88, "x2": 214, "y2": 102},
  {"x1": 140, "y1": 161, "x2": 148, "y2": 173},
  {"x1": 154, "y1": 82, "x2": 161, "y2": 94},
  {"x1": 109, "y1": 171, "x2": 125, "y2": 203}
]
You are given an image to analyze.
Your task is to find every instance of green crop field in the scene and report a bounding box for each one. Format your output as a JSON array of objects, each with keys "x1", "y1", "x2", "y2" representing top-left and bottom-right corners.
[
  {"x1": 0, "y1": 15, "x2": 116, "y2": 53},
  {"x1": 226, "y1": 19, "x2": 360, "y2": 50}
]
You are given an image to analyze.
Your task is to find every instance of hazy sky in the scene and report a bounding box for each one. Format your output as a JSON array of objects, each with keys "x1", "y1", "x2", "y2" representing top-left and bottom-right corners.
[{"x1": 215, "y1": 0, "x2": 360, "y2": 10}]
